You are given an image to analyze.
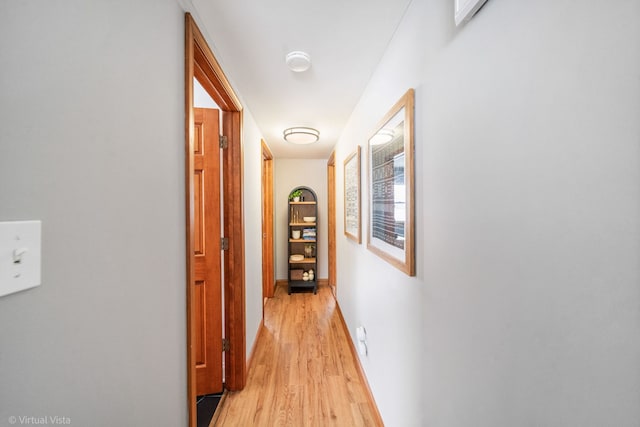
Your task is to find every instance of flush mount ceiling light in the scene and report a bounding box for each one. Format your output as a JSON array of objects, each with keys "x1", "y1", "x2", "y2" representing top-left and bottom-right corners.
[
  {"x1": 283, "y1": 127, "x2": 320, "y2": 145},
  {"x1": 369, "y1": 128, "x2": 395, "y2": 145},
  {"x1": 285, "y1": 51, "x2": 312, "y2": 72}
]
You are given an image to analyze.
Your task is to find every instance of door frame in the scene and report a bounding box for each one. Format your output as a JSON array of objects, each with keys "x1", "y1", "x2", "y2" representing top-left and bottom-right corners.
[
  {"x1": 327, "y1": 151, "x2": 337, "y2": 295},
  {"x1": 185, "y1": 13, "x2": 246, "y2": 427},
  {"x1": 261, "y1": 140, "x2": 275, "y2": 301}
]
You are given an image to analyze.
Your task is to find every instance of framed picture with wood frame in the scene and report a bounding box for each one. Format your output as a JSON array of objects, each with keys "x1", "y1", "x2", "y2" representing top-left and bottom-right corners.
[
  {"x1": 343, "y1": 146, "x2": 361, "y2": 243},
  {"x1": 367, "y1": 89, "x2": 415, "y2": 276}
]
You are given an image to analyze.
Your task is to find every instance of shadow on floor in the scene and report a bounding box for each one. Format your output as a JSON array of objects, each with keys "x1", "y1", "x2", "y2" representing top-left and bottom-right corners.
[{"x1": 197, "y1": 393, "x2": 222, "y2": 427}]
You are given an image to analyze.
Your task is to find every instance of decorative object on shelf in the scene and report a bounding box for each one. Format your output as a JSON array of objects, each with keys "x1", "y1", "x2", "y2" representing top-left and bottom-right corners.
[
  {"x1": 367, "y1": 89, "x2": 416, "y2": 276},
  {"x1": 302, "y1": 228, "x2": 316, "y2": 240},
  {"x1": 290, "y1": 269, "x2": 304, "y2": 280},
  {"x1": 289, "y1": 254, "x2": 304, "y2": 262},
  {"x1": 287, "y1": 186, "x2": 318, "y2": 294},
  {"x1": 289, "y1": 189, "x2": 303, "y2": 202},
  {"x1": 344, "y1": 145, "x2": 361, "y2": 243},
  {"x1": 304, "y1": 244, "x2": 315, "y2": 258}
]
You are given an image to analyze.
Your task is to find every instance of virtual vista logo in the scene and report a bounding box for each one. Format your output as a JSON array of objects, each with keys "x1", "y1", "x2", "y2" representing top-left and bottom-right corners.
[{"x1": 8, "y1": 416, "x2": 71, "y2": 425}]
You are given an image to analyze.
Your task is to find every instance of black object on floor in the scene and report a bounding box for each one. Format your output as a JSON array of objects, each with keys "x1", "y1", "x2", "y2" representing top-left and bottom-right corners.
[{"x1": 197, "y1": 393, "x2": 222, "y2": 427}]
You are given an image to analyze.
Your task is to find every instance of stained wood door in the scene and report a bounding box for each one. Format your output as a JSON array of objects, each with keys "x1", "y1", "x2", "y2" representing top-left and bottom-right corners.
[
  {"x1": 193, "y1": 107, "x2": 223, "y2": 396},
  {"x1": 327, "y1": 152, "x2": 337, "y2": 294},
  {"x1": 261, "y1": 140, "x2": 274, "y2": 301}
]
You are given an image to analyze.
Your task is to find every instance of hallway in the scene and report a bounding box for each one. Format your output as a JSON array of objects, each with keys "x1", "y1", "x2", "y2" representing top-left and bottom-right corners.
[
  {"x1": 213, "y1": 285, "x2": 382, "y2": 426},
  {"x1": 1, "y1": 2, "x2": 638, "y2": 426}
]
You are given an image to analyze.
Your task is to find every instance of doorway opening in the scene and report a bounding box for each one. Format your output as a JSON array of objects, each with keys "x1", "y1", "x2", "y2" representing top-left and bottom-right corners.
[
  {"x1": 185, "y1": 13, "x2": 246, "y2": 427},
  {"x1": 327, "y1": 151, "x2": 337, "y2": 296},
  {"x1": 261, "y1": 140, "x2": 275, "y2": 304}
]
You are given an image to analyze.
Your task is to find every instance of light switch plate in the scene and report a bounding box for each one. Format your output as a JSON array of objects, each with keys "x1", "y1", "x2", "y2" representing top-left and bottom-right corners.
[{"x1": 0, "y1": 221, "x2": 42, "y2": 297}]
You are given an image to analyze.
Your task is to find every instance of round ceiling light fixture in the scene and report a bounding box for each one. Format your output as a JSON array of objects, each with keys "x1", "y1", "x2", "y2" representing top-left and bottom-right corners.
[
  {"x1": 285, "y1": 51, "x2": 312, "y2": 72},
  {"x1": 283, "y1": 127, "x2": 320, "y2": 145}
]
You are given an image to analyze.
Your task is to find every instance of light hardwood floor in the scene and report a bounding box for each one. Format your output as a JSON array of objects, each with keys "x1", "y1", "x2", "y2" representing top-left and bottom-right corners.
[{"x1": 212, "y1": 284, "x2": 383, "y2": 426}]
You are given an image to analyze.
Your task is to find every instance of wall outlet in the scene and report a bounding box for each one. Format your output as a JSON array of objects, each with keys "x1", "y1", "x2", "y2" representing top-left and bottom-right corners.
[{"x1": 356, "y1": 326, "x2": 367, "y2": 356}]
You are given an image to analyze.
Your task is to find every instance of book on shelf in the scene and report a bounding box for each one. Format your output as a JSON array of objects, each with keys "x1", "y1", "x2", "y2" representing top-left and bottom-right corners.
[{"x1": 302, "y1": 228, "x2": 316, "y2": 240}]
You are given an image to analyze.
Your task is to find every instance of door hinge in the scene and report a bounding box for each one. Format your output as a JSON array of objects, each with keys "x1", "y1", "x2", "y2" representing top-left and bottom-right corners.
[
  {"x1": 219, "y1": 135, "x2": 228, "y2": 149},
  {"x1": 221, "y1": 237, "x2": 229, "y2": 251},
  {"x1": 222, "y1": 338, "x2": 230, "y2": 352}
]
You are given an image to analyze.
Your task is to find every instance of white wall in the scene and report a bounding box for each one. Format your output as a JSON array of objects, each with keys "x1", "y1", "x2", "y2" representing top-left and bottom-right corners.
[
  {"x1": 0, "y1": 1, "x2": 187, "y2": 426},
  {"x1": 274, "y1": 159, "x2": 328, "y2": 281},
  {"x1": 193, "y1": 78, "x2": 219, "y2": 108},
  {"x1": 0, "y1": 1, "x2": 267, "y2": 425},
  {"x1": 242, "y1": 108, "x2": 265, "y2": 353},
  {"x1": 335, "y1": 0, "x2": 640, "y2": 426}
]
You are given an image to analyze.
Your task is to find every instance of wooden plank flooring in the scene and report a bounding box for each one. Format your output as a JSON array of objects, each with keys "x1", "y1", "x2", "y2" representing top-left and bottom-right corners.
[{"x1": 213, "y1": 284, "x2": 383, "y2": 426}]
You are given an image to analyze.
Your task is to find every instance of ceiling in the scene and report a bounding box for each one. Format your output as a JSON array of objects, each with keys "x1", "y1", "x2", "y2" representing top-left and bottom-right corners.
[{"x1": 191, "y1": 0, "x2": 412, "y2": 159}]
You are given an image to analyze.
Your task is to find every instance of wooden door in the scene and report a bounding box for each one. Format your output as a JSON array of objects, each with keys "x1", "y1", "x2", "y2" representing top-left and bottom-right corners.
[
  {"x1": 261, "y1": 140, "x2": 274, "y2": 300},
  {"x1": 193, "y1": 107, "x2": 223, "y2": 396},
  {"x1": 327, "y1": 152, "x2": 337, "y2": 295}
]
